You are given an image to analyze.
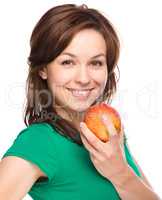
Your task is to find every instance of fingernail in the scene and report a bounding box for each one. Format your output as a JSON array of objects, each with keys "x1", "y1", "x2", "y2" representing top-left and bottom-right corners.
[
  {"x1": 80, "y1": 122, "x2": 84, "y2": 128},
  {"x1": 102, "y1": 115, "x2": 107, "y2": 122}
]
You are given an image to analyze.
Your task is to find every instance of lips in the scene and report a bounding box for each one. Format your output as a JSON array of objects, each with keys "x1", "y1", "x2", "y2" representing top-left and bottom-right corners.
[
  {"x1": 66, "y1": 88, "x2": 94, "y2": 100},
  {"x1": 67, "y1": 88, "x2": 94, "y2": 91}
]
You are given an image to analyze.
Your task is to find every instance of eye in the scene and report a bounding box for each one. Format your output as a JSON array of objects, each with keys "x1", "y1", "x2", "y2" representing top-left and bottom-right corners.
[
  {"x1": 91, "y1": 60, "x2": 103, "y2": 67},
  {"x1": 61, "y1": 60, "x2": 74, "y2": 66}
]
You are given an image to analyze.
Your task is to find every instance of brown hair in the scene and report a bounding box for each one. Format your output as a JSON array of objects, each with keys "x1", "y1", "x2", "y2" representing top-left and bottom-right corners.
[{"x1": 24, "y1": 3, "x2": 120, "y2": 145}]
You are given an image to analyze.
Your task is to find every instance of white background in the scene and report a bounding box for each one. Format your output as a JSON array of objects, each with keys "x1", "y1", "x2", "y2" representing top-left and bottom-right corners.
[{"x1": 0, "y1": 0, "x2": 162, "y2": 199}]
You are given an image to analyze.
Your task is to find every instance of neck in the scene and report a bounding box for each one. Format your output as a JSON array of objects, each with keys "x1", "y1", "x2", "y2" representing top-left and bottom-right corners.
[{"x1": 54, "y1": 105, "x2": 85, "y2": 132}]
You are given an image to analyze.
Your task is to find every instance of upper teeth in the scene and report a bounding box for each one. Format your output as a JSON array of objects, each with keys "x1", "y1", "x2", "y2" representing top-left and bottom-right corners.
[{"x1": 68, "y1": 89, "x2": 91, "y2": 97}]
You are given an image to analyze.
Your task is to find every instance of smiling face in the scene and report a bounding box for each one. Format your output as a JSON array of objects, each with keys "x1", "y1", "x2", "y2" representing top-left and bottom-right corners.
[{"x1": 39, "y1": 29, "x2": 108, "y2": 117}]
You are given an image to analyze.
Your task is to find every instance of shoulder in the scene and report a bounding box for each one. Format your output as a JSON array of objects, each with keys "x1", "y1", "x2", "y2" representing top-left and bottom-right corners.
[
  {"x1": 3, "y1": 122, "x2": 57, "y2": 156},
  {"x1": 1, "y1": 122, "x2": 58, "y2": 183},
  {"x1": 16, "y1": 122, "x2": 55, "y2": 140},
  {"x1": 20, "y1": 122, "x2": 54, "y2": 134}
]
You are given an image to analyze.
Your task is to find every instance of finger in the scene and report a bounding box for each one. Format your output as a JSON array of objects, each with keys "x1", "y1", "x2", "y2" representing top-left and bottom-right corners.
[
  {"x1": 109, "y1": 123, "x2": 125, "y2": 147},
  {"x1": 80, "y1": 134, "x2": 103, "y2": 160},
  {"x1": 119, "y1": 125, "x2": 126, "y2": 157},
  {"x1": 101, "y1": 114, "x2": 117, "y2": 137},
  {"x1": 80, "y1": 122, "x2": 103, "y2": 151},
  {"x1": 119, "y1": 123, "x2": 124, "y2": 147},
  {"x1": 101, "y1": 115, "x2": 123, "y2": 149}
]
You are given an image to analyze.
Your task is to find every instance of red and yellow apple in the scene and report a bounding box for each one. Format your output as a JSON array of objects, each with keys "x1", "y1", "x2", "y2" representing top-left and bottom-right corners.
[{"x1": 83, "y1": 102, "x2": 121, "y2": 142}]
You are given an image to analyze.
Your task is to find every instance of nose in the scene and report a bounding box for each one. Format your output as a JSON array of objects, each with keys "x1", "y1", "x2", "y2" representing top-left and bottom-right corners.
[{"x1": 75, "y1": 65, "x2": 91, "y2": 86}]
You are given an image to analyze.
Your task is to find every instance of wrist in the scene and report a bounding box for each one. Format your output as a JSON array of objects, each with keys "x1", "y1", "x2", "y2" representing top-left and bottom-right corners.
[{"x1": 110, "y1": 165, "x2": 136, "y2": 189}]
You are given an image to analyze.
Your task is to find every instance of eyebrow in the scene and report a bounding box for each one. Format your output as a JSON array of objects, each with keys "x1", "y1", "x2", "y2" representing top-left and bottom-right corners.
[{"x1": 61, "y1": 52, "x2": 106, "y2": 59}]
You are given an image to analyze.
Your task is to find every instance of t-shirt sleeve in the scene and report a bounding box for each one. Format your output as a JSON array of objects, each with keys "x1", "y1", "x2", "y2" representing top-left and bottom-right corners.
[
  {"x1": 2, "y1": 123, "x2": 57, "y2": 183},
  {"x1": 124, "y1": 133, "x2": 142, "y2": 177}
]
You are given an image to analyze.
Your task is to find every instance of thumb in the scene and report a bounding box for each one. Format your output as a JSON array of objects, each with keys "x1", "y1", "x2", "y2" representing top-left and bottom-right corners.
[{"x1": 101, "y1": 114, "x2": 117, "y2": 138}]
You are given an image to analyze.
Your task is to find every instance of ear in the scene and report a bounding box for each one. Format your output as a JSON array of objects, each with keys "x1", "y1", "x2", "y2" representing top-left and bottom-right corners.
[{"x1": 39, "y1": 68, "x2": 47, "y2": 80}]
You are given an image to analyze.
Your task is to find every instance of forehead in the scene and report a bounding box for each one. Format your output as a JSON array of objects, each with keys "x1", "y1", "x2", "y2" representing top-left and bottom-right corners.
[{"x1": 61, "y1": 29, "x2": 106, "y2": 56}]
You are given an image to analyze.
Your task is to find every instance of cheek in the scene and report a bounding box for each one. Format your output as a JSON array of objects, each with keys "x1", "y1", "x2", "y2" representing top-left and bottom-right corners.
[
  {"x1": 92, "y1": 70, "x2": 108, "y2": 87},
  {"x1": 47, "y1": 69, "x2": 72, "y2": 87}
]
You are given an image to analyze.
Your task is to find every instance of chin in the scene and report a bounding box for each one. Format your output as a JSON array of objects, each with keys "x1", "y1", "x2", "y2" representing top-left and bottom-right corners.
[
  {"x1": 68, "y1": 104, "x2": 89, "y2": 113},
  {"x1": 66, "y1": 99, "x2": 98, "y2": 113}
]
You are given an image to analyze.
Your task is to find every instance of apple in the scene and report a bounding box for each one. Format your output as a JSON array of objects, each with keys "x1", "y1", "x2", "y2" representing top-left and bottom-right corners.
[{"x1": 83, "y1": 102, "x2": 121, "y2": 142}]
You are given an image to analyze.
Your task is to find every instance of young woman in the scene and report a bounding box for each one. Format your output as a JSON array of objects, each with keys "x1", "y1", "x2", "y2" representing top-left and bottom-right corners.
[{"x1": 0, "y1": 4, "x2": 160, "y2": 200}]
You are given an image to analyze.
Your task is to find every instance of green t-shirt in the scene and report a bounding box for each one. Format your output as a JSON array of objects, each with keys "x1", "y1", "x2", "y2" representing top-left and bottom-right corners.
[{"x1": 2, "y1": 123, "x2": 141, "y2": 200}]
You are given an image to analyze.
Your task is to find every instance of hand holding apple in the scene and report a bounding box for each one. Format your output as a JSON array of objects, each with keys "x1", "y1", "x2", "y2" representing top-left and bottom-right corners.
[
  {"x1": 79, "y1": 102, "x2": 128, "y2": 182},
  {"x1": 83, "y1": 102, "x2": 122, "y2": 142}
]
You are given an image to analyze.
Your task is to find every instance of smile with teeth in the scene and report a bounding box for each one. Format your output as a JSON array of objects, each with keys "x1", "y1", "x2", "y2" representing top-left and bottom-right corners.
[{"x1": 67, "y1": 88, "x2": 93, "y2": 99}]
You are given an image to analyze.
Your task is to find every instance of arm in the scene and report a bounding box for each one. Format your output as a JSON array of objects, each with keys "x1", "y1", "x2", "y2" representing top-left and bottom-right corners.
[
  {"x1": 128, "y1": 143, "x2": 153, "y2": 189},
  {"x1": 135, "y1": 160, "x2": 153, "y2": 189},
  {"x1": 79, "y1": 121, "x2": 161, "y2": 200},
  {"x1": 0, "y1": 156, "x2": 46, "y2": 200},
  {"x1": 110, "y1": 144, "x2": 160, "y2": 200},
  {"x1": 111, "y1": 165, "x2": 160, "y2": 200}
]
